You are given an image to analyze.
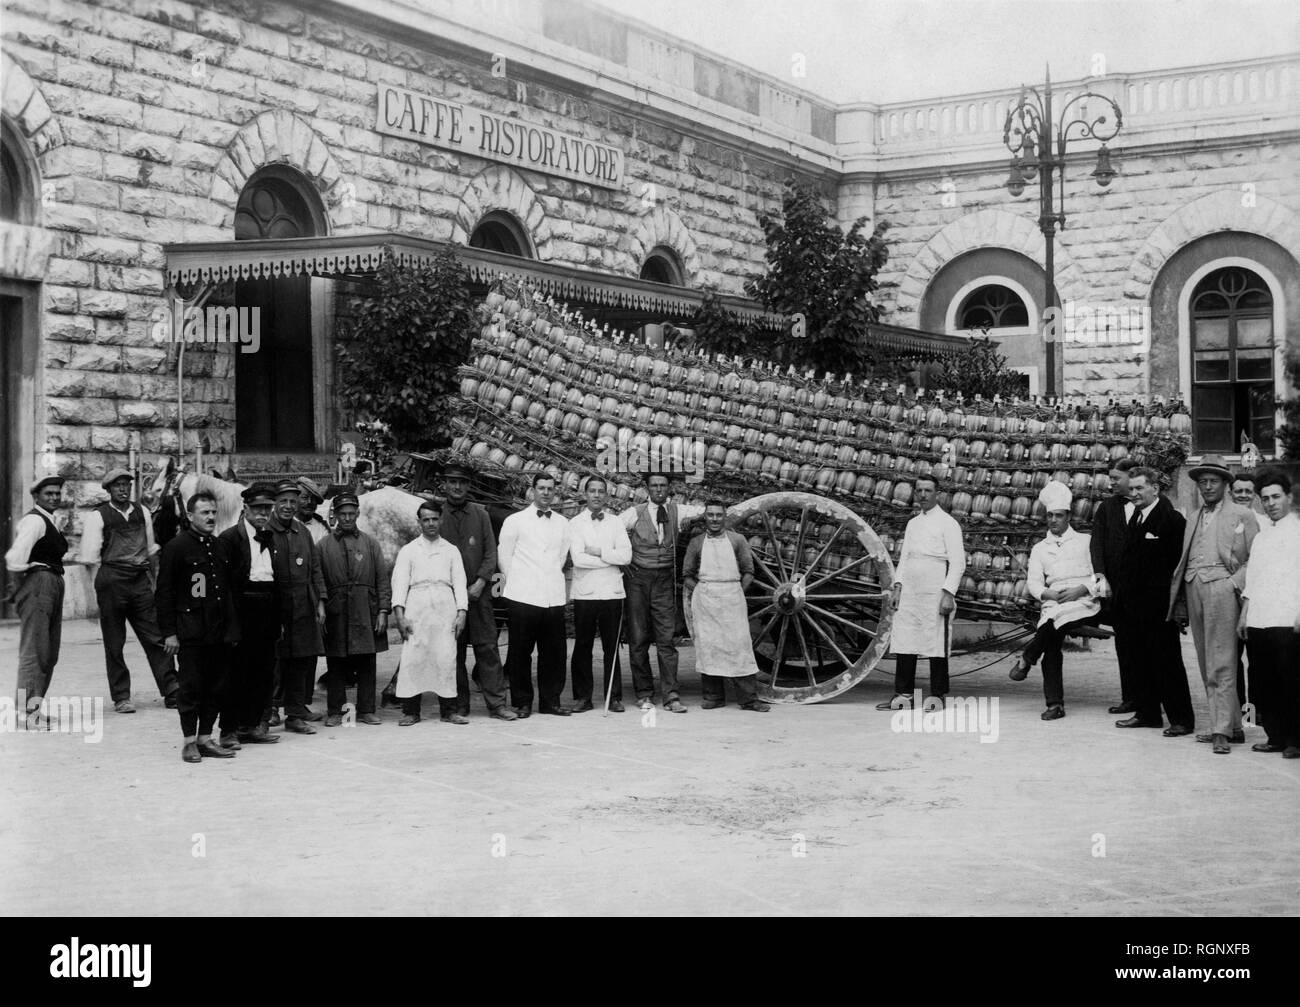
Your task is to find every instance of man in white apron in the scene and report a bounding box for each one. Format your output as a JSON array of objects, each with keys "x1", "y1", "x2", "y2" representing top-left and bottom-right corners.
[
  {"x1": 1008, "y1": 480, "x2": 1101, "y2": 720},
  {"x1": 878, "y1": 475, "x2": 965, "y2": 710},
  {"x1": 683, "y1": 501, "x2": 770, "y2": 712},
  {"x1": 391, "y1": 499, "x2": 468, "y2": 726}
]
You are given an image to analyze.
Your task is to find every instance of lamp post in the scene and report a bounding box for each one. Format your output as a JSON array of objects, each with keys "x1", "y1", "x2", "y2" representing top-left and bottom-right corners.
[{"x1": 1003, "y1": 65, "x2": 1122, "y2": 398}]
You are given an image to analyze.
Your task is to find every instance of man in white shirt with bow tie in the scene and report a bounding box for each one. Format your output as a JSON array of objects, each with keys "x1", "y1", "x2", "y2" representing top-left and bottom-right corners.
[
  {"x1": 499, "y1": 472, "x2": 572, "y2": 717},
  {"x1": 569, "y1": 477, "x2": 633, "y2": 712}
]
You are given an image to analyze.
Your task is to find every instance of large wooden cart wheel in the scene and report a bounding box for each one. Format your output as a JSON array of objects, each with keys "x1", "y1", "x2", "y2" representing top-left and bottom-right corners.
[{"x1": 687, "y1": 492, "x2": 896, "y2": 705}]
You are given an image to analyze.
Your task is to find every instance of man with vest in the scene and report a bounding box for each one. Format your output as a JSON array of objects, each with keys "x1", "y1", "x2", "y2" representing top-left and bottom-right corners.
[
  {"x1": 78, "y1": 468, "x2": 179, "y2": 714},
  {"x1": 5, "y1": 476, "x2": 69, "y2": 728},
  {"x1": 1169, "y1": 454, "x2": 1260, "y2": 754},
  {"x1": 156, "y1": 490, "x2": 240, "y2": 763},
  {"x1": 216, "y1": 482, "x2": 281, "y2": 746},
  {"x1": 620, "y1": 473, "x2": 700, "y2": 714},
  {"x1": 440, "y1": 462, "x2": 516, "y2": 721},
  {"x1": 269, "y1": 479, "x2": 327, "y2": 735}
]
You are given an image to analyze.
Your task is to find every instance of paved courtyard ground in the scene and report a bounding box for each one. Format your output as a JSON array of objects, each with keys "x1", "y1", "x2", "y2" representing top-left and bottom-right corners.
[{"x1": 1, "y1": 618, "x2": 1296, "y2": 916}]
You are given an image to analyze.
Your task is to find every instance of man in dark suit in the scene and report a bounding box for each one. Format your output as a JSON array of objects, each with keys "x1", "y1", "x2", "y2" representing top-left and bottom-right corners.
[
  {"x1": 1114, "y1": 467, "x2": 1195, "y2": 735},
  {"x1": 1089, "y1": 458, "x2": 1139, "y2": 713},
  {"x1": 216, "y1": 482, "x2": 280, "y2": 746},
  {"x1": 156, "y1": 491, "x2": 240, "y2": 764},
  {"x1": 1169, "y1": 454, "x2": 1260, "y2": 754}
]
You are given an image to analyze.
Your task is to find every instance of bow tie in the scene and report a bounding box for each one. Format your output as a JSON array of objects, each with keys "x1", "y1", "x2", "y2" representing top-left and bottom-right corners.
[
  {"x1": 334, "y1": 527, "x2": 359, "y2": 539},
  {"x1": 253, "y1": 529, "x2": 273, "y2": 552},
  {"x1": 591, "y1": 512, "x2": 604, "y2": 521},
  {"x1": 537, "y1": 510, "x2": 552, "y2": 519}
]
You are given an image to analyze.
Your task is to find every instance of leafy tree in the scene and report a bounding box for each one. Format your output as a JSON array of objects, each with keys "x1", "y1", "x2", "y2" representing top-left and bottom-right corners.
[
  {"x1": 336, "y1": 250, "x2": 476, "y2": 452},
  {"x1": 1278, "y1": 348, "x2": 1300, "y2": 460},
  {"x1": 689, "y1": 286, "x2": 765, "y2": 360},
  {"x1": 926, "y1": 337, "x2": 1027, "y2": 401},
  {"x1": 744, "y1": 177, "x2": 890, "y2": 375}
]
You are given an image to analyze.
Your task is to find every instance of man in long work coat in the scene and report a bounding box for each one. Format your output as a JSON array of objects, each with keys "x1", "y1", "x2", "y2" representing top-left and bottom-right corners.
[
  {"x1": 878, "y1": 475, "x2": 965, "y2": 709},
  {"x1": 268, "y1": 480, "x2": 326, "y2": 736},
  {"x1": 318, "y1": 492, "x2": 389, "y2": 726}
]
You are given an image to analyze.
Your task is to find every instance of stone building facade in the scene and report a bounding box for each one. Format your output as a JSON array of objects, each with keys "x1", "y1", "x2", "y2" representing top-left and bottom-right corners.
[{"x1": 0, "y1": 0, "x2": 1297, "y2": 616}]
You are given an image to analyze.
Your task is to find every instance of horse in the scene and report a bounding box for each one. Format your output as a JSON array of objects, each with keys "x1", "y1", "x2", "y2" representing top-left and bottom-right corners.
[{"x1": 147, "y1": 457, "x2": 246, "y2": 544}]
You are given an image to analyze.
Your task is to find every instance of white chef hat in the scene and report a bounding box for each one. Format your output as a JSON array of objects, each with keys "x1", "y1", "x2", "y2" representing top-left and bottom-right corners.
[{"x1": 1038, "y1": 480, "x2": 1073, "y2": 513}]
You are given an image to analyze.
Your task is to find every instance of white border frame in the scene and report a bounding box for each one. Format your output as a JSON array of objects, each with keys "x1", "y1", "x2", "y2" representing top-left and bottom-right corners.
[{"x1": 943, "y1": 274, "x2": 1039, "y2": 339}]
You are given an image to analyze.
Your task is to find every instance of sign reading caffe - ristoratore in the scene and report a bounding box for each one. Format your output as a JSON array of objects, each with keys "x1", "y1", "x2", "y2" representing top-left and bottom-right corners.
[{"x1": 376, "y1": 83, "x2": 624, "y2": 189}]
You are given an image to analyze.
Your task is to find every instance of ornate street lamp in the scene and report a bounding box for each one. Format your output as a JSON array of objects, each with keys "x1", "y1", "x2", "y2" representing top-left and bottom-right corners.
[{"x1": 1003, "y1": 65, "x2": 1123, "y2": 397}]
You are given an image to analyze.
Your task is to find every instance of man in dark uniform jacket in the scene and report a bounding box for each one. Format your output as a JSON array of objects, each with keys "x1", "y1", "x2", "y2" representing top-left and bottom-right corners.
[
  {"x1": 268, "y1": 479, "x2": 326, "y2": 735},
  {"x1": 318, "y1": 491, "x2": 389, "y2": 726},
  {"x1": 156, "y1": 491, "x2": 240, "y2": 764},
  {"x1": 216, "y1": 482, "x2": 281, "y2": 747},
  {"x1": 1089, "y1": 457, "x2": 1139, "y2": 713},
  {"x1": 5, "y1": 476, "x2": 69, "y2": 728},
  {"x1": 440, "y1": 462, "x2": 516, "y2": 722},
  {"x1": 1114, "y1": 467, "x2": 1195, "y2": 735},
  {"x1": 78, "y1": 468, "x2": 178, "y2": 713}
]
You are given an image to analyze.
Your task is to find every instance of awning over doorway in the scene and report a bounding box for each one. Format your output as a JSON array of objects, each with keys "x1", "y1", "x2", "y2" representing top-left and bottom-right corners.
[{"x1": 162, "y1": 231, "x2": 972, "y2": 358}]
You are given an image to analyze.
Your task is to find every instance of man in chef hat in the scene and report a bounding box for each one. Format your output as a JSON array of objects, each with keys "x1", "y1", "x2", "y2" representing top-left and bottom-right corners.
[{"x1": 1008, "y1": 479, "x2": 1101, "y2": 720}]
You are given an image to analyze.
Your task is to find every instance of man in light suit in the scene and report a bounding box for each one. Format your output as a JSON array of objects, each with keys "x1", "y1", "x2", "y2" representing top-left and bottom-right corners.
[{"x1": 1168, "y1": 455, "x2": 1260, "y2": 754}]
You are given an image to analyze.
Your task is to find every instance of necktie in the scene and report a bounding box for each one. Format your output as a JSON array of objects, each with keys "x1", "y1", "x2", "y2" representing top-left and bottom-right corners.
[
  {"x1": 254, "y1": 529, "x2": 273, "y2": 553},
  {"x1": 1126, "y1": 507, "x2": 1140, "y2": 530},
  {"x1": 656, "y1": 505, "x2": 667, "y2": 543}
]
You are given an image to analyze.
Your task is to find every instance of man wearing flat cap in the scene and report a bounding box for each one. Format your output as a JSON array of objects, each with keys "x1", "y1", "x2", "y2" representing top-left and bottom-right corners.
[
  {"x1": 296, "y1": 477, "x2": 330, "y2": 545},
  {"x1": 216, "y1": 482, "x2": 282, "y2": 746},
  {"x1": 78, "y1": 468, "x2": 178, "y2": 714},
  {"x1": 1009, "y1": 480, "x2": 1100, "y2": 720},
  {"x1": 318, "y1": 491, "x2": 389, "y2": 726},
  {"x1": 1169, "y1": 454, "x2": 1260, "y2": 754},
  {"x1": 268, "y1": 479, "x2": 327, "y2": 734},
  {"x1": 5, "y1": 476, "x2": 70, "y2": 727},
  {"x1": 439, "y1": 461, "x2": 516, "y2": 721}
]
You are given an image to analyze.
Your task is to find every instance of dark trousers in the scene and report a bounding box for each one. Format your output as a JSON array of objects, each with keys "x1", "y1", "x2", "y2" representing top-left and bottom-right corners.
[
  {"x1": 95, "y1": 565, "x2": 177, "y2": 702},
  {"x1": 1247, "y1": 628, "x2": 1299, "y2": 748},
  {"x1": 15, "y1": 570, "x2": 63, "y2": 707},
  {"x1": 1111, "y1": 608, "x2": 1140, "y2": 703},
  {"x1": 454, "y1": 594, "x2": 508, "y2": 714},
  {"x1": 177, "y1": 644, "x2": 229, "y2": 738},
  {"x1": 279, "y1": 656, "x2": 318, "y2": 720},
  {"x1": 701, "y1": 673, "x2": 758, "y2": 706},
  {"x1": 1021, "y1": 618, "x2": 1088, "y2": 708},
  {"x1": 1129, "y1": 602, "x2": 1195, "y2": 728},
  {"x1": 625, "y1": 566, "x2": 679, "y2": 702},
  {"x1": 505, "y1": 600, "x2": 567, "y2": 710},
  {"x1": 327, "y1": 654, "x2": 377, "y2": 716},
  {"x1": 894, "y1": 654, "x2": 949, "y2": 697},
  {"x1": 1237, "y1": 642, "x2": 1249, "y2": 708},
  {"x1": 223, "y1": 591, "x2": 277, "y2": 733},
  {"x1": 571, "y1": 598, "x2": 624, "y2": 703}
]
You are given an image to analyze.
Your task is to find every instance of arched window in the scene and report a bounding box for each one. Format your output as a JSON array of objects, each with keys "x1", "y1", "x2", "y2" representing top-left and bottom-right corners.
[
  {"x1": 639, "y1": 246, "x2": 685, "y2": 286},
  {"x1": 468, "y1": 211, "x2": 533, "y2": 258},
  {"x1": 956, "y1": 283, "x2": 1029, "y2": 332},
  {"x1": 234, "y1": 168, "x2": 322, "y2": 451},
  {"x1": 1190, "y1": 265, "x2": 1275, "y2": 452},
  {"x1": 1, "y1": 119, "x2": 36, "y2": 225}
]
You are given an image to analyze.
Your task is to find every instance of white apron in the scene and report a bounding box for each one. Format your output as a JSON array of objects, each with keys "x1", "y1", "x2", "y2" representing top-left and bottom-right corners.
[
  {"x1": 891, "y1": 554, "x2": 952, "y2": 658},
  {"x1": 396, "y1": 580, "x2": 458, "y2": 699},
  {"x1": 690, "y1": 536, "x2": 759, "y2": 678}
]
